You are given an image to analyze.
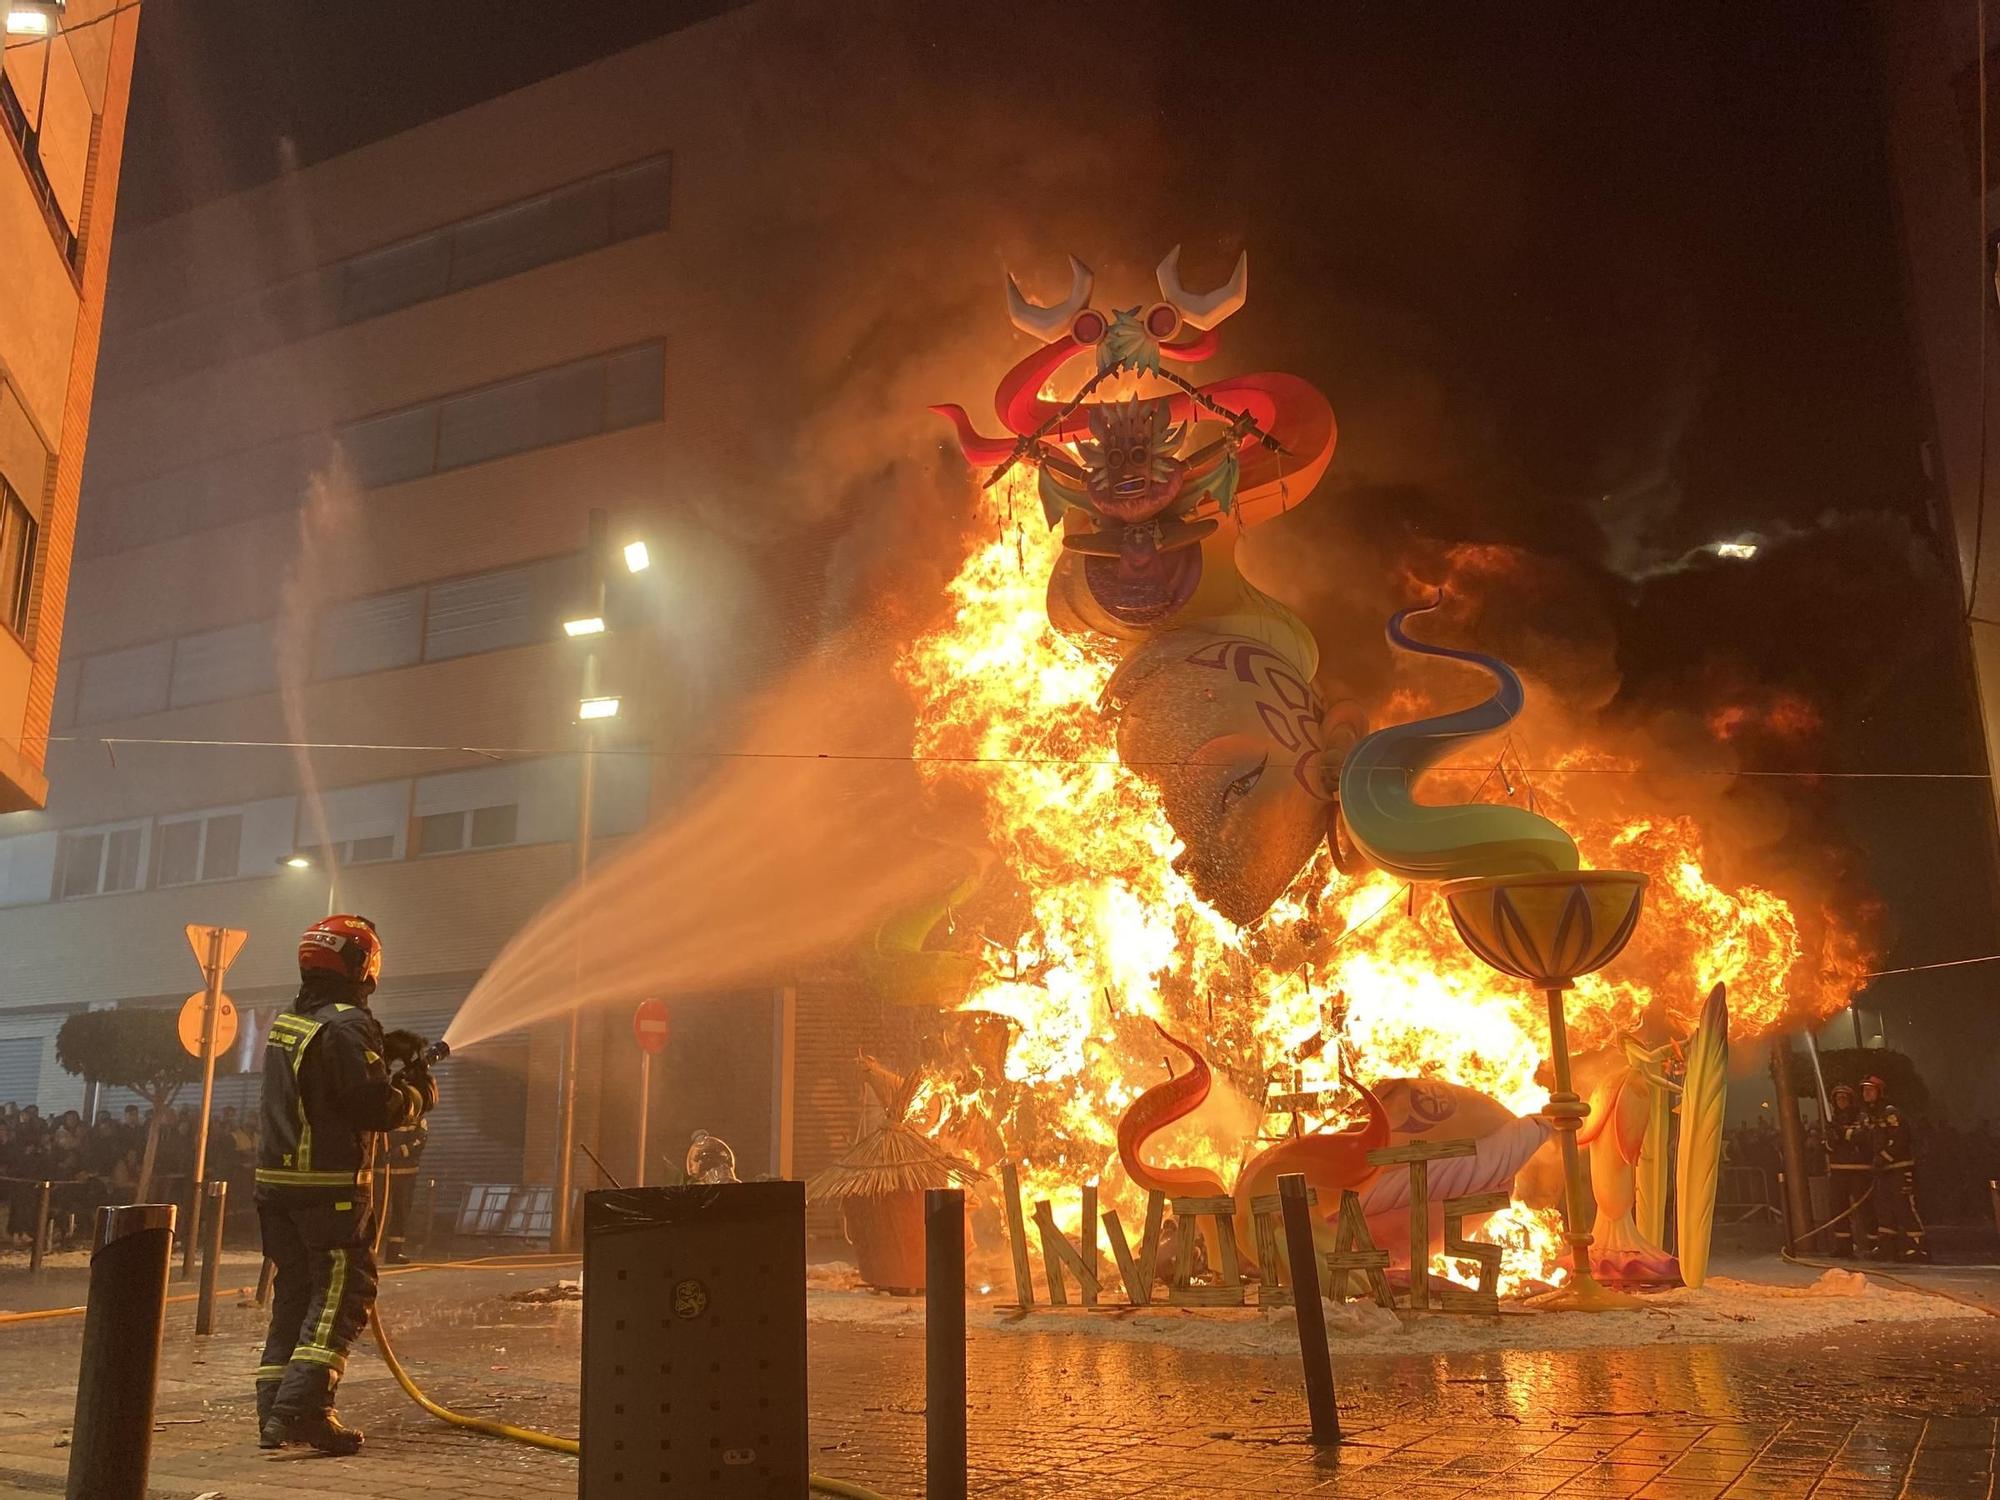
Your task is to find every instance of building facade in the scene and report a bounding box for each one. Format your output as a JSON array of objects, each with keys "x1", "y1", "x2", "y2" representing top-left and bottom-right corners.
[
  {"x1": 0, "y1": 3, "x2": 914, "y2": 1221},
  {"x1": 0, "y1": 0, "x2": 142, "y2": 812}
]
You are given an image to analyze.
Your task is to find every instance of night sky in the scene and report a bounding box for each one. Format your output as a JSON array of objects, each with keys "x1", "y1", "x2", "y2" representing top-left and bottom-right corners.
[{"x1": 106, "y1": 1, "x2": 1998, "y2": 1102}]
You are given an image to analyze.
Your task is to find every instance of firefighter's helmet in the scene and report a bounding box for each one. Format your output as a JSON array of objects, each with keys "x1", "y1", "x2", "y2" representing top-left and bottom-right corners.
[
  {"x1": 1831, "y1": 1081, "x2": 1856, "y2": 1101},
  {"x1": 299, "y1": 915, "x2": 383, "y2": 986},
  {"x1": 1861, "y1": 1074, "x2": 1886, "y2": 1096}
]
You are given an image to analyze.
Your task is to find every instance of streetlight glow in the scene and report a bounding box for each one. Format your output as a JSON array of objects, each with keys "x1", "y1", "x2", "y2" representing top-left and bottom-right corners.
[
  {"x1": 563, "y1": 616, "x2": 606, "y2": 638},
  {"x1": 623, "y1": 540, "x2": 651, "y2": 574},
  {"x1": 281, "y1": 855, "x2": 314, "y2": 870},
  {"x1": 579, "y1": 695, "x2": 621, "y2": 720},
  {"x1": 6, "y1": 10, "x2": 50, "y2": 35},
  {"x1": 1714, "y1": 541, "x2": 1757, "y2": 560}
]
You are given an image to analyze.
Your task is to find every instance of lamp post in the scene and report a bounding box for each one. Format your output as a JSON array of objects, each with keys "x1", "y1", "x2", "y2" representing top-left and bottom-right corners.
[
  {"x1": 550, "y1": 511, "x2": 647, "y2": 1250},
  {"x1": 1442, "y1": 868, "x2": 1649, "y2": 1311},
  {"x1": 277, "y1": 852, "x2": 336, "y2": 917}
]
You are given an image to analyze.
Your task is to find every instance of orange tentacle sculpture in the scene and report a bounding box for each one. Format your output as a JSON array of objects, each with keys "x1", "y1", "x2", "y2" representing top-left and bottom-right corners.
[{"x1": 1117, "y1": 1023, "x2": 1236, "y2": 1265}]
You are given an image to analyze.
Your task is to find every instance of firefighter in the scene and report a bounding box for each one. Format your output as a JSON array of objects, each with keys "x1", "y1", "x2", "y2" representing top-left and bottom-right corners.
[
  {"x1": 254, "y1": 916, "x2": 437, "y2": 1454},
  {"x1": 1860, "y1": 1074, "x2": 1929, "y2": 1263},
  {"x1": 381, "y1": 1112, "x2": 428, "y2": 1266},
  {"x1": 1822, "y1": 1081, "x2": 1875, "y2": 1258}
]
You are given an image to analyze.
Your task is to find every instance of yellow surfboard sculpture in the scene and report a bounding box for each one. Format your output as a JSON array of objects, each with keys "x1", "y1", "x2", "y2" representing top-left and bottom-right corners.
[{"x1": 1674, "y1": 983, "x2": 1729, "y2": 1288}]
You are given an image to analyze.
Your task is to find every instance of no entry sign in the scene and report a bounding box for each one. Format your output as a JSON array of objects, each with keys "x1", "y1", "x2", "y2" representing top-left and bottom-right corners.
[{"x1": 633, "y1": 999, "x2": 670, "y2": 1055}]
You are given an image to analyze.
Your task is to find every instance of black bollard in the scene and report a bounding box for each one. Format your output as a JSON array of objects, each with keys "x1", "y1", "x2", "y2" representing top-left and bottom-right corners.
[
  {"x1": 28, "y1": 1181, "x2": 51, "y2": 1273},
  {"x1": 925, "y1": 1187, "x2": 968, "y2": 1500},
  {"x1": 67, "y1": 1204, "x2": 175, "y2": 1500},
  {"x1": 195, "y1": 1180, "x2": 227, "y2": 1336},
  {"x1": 1278, "y1": 1172, "x2": 1342, "y2": 1446},
  {"x1": 255, "y1": 1255, "x2": 275, "y2": 1307}
]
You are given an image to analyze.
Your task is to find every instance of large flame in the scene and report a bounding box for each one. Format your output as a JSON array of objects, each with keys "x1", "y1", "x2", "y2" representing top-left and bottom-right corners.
[{"x1": 896, "y1": 473, "x2": 1870, "y2": 1292}]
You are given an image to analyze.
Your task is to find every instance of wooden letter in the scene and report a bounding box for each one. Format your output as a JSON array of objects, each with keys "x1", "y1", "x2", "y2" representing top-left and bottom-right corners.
[
  {"x1": 1032, "y1": 1199, "x2": 1101, "y2": 1306},
  {"x1": 1167, "y1": 1195, "x2": 1245, "y2": 1307},
  {"x1": 1437, "y1": 1189, "x2": 1510, "y2": 1315},
  {"x1": 1000, "y1": 1162, "x2": 1034, "y2": 1308},
  {"x1": 1103, "y1": 1189, "x2": 1165, "y2": 1305},
  {"x1": 1321, "y1": 1189, "x2": 1395, "y2": 1309},
  {"x1": 1366, "y1": 1139, "x2": 1477, "y2": 1312},
  {"x1": 1249, "y1": 1187, "x2": 1319, "y2": 1306}
]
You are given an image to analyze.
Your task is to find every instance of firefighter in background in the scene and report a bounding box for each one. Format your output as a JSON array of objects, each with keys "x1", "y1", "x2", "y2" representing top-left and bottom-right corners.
[
  {"x1": 381, "y1": 1110, "x2": 429, "y2": 1266},
  {"x1": 1860, "y1": 1074, "x2": 1930, "y2": 1263},
  {"x1": 1822, "y1": 1081, "x2": 1875, "y2": 1258},
  {"x1": 255, "y1": 916, "x2": 438, "y2": 1455}
]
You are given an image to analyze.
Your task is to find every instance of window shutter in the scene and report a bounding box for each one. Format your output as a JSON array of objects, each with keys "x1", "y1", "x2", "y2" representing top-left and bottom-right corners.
[
  {"x1": 316, "y1": 588, "x2": 424, "y2": 679},
  {"x1": 170, "y1": 621, "x2": 278, "y2": 707},
  {"x1": 76, "y1": 641, "x2": 172, "y2": 723},
  {"x1": 423, "y1": 567, "x2": 536, "y2": 660}
]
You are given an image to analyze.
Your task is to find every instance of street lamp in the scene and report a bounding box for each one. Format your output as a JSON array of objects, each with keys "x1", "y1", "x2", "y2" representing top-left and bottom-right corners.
[
  {"x1": 1712, "y1": 540, "x2": 1758, "y2": 560},
  {"x1": 551, "y1": 511, "x2": 648, "y2": 1250},
  {"x1": 277, "y1": 851, "x2": 337, "y2": 917}
]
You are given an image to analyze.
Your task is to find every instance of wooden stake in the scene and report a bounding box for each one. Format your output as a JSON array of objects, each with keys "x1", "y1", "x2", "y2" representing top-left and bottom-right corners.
[{"x1": 1000, "y1": 1163, "x2": 1035, "y2": 1309}]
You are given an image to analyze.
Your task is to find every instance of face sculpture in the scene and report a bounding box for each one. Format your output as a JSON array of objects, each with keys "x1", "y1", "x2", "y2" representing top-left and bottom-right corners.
[{"x1": 1108, "y1": 630, "x2": 1363, "y2": 925}]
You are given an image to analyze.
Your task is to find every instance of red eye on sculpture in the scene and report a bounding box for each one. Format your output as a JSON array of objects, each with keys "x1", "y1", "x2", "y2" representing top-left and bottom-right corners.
[
  {"x1": 1143, "y1": 301, "x2": 1181, "y2": 339},
  {"x1": 1070, "y1": 308, "x2": 1108, "y2": 345}
]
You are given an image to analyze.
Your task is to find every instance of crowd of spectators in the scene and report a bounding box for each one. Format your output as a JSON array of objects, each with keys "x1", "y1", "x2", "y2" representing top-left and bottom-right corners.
[{"x1": 0, "y1": 1098, "x2": 257, "y2": 1247}]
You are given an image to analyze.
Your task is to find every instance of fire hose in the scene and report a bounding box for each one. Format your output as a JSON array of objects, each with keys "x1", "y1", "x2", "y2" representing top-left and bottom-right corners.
[{"x1": 367, "y1": 1045, "x2": 889, "y2": 1498}]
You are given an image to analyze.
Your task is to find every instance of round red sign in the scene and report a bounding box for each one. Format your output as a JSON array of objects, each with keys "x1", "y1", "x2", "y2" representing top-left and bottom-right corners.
[{"x1": 632, "y1": 998, "x2": 670, "y2": 1055}]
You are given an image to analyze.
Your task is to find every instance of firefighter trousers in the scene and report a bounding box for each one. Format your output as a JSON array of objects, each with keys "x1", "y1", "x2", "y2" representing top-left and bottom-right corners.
[
  {"x1": 1871, "y1": 1163, "x2": 1927, "y2": 1260},
  {"x1": 256, "y1": 1191, "x2": 380, "y2": 1418},
  {"x1": 1824, "y1": 1166, "x2": 1875, "y2": 1256}
]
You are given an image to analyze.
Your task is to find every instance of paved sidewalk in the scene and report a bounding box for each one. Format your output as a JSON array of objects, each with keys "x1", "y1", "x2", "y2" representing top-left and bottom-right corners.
[{"x1": 0, "y1": 1261, "x2": 1992, "y2": 1497}]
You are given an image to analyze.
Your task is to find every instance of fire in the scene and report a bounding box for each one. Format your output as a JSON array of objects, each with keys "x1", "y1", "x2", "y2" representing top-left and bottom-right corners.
[{"x1": 897, "y1": 473, "x2": 1870, "y2": 1294}]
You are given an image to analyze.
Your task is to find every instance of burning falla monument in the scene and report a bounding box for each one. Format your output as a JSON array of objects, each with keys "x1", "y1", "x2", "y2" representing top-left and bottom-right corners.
[{"x1": 878, "y1": 248, "x2": 1844, "y2": 1299}]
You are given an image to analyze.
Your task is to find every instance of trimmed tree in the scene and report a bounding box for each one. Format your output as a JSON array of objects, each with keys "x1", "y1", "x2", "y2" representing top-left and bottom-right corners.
[{"x1": 54, "y1": 1008, "x2": 200, "y2": 1201}]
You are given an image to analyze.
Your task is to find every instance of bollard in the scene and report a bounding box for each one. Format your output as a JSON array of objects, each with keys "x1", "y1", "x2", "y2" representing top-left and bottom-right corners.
[
  {"x1": 67, "y1": 1204, "x2": 175, "y2": 1500},
  {"x1": 1776, "y1": 1170, "x2": 1797, "y2": 1258},
  {"x1": 416, "y1": 1177, "x2": 437, "y2": 1257},
  {"x1": 925, "y1": 1187, "x2": 968, "y2": 1500},
  {"x1": 1278, "y1": 1171, "x2": 1342, "y2": 1446},
  {"x1": 195, "y1": 1180, "x2": 227, "y2": 1336},
  {"x1": 28, "y1": 1181, "x2": 51, "y2": 1273},
  {"x1": 254, "y1": 1255, "x2": 275, "y2": 1307},
  {"x1": 1990, "y1": 1180, "x2": 2000, "y2": 1238}
]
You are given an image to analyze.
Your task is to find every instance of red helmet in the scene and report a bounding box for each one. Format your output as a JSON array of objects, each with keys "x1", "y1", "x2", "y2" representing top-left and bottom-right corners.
[
  {"x1": 1861, "y1": 1074, "x2": 1885, "y2": 1093},
  {"x1": 299, "y1": 915, "x2": 382, "y2": 986}
]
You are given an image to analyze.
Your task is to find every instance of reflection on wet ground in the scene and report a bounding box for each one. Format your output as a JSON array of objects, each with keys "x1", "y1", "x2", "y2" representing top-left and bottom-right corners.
[{"x1": 0, "y1": 1263, "x2": 1992, "y2": 1496}]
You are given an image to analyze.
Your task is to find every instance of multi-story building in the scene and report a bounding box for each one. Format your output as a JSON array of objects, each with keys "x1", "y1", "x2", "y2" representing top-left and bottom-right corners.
[
  {"x1": 0, "y1": 0, "x2": 143, "y2": 812},
  {"x1": 0, "y1": 3, "x2": 909, "y2": 1218}
]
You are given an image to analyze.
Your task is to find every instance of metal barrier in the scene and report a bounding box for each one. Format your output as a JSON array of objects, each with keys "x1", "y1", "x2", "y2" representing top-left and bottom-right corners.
[{"x1": 1715, "y1": 1165, "x2": 1782, "y2": 1225}]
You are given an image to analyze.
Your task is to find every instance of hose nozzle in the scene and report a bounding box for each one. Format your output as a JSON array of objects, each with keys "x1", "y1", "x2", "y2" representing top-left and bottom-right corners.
[{"x1": 421, "y1": 1040, "x2": 451, "y2": 1067}]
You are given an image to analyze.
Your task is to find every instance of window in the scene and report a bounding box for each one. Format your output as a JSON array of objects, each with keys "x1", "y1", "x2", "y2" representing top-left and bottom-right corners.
[
  {"x1": 418, "y1": 804, "x2": 518, "y2": 857},
  {"x1": 75, "y1": 640, "x2": 172, "y2": 723},
  {"x1": 170, "y1": 621, "x2": 277, "y2": 707},
  {"x1": 315, "y1": 834, "x2": 397, "y2": 866},
  {"x1": 156, "y1": 813, "x2": 243, "y2": 887},
  {"x1": 315, "y1": 588, "x2": 423, "y2": 679},
  {"x1": 56, "y1": 824, "x2": 145, "y2": 899},
  {"x1": 0, "y1": 480, "x2": 37, "y2": 639},
  {"x1": 423, "y1": 566, "x2": 535, "y2": 661},
  {"x1": 337, "y1": 154, "x2": 672, "y2": 325},
  {"x1": 336, "y1": 342, "x2": 665, "y2": 490}
]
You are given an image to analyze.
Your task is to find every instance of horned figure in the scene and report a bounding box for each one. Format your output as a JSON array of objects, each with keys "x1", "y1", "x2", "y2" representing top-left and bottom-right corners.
[{"x1": 934, "y1": 249, "x2": 1350, "y2": 924}]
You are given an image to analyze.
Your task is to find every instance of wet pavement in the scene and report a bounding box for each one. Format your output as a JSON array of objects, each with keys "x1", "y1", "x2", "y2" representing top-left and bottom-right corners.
[{"x1": 0, "y1": 1258, "x2": 1992, "y2": 1497}]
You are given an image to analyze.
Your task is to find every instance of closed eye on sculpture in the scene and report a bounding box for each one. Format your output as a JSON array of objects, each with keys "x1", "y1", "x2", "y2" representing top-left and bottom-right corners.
[{"x1": 1221, "y1": 758, "x2": 1267, "y2": 810}]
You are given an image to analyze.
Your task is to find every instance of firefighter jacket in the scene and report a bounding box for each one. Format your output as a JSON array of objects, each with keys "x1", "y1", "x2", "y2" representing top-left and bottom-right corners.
[
  {"x1": 385, "y1": 1116, "x2": 429, "y2": 1176},
  {"x1": 1860, "y1": 1099, "x2": 1914, "y2": 1169},
  {"x1": 257, "y1": 979, "x2": 425, "y2": 1194},
  {"x1": 1825, "y1": 1104, "x2": 1873, "y2": 1170}
]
